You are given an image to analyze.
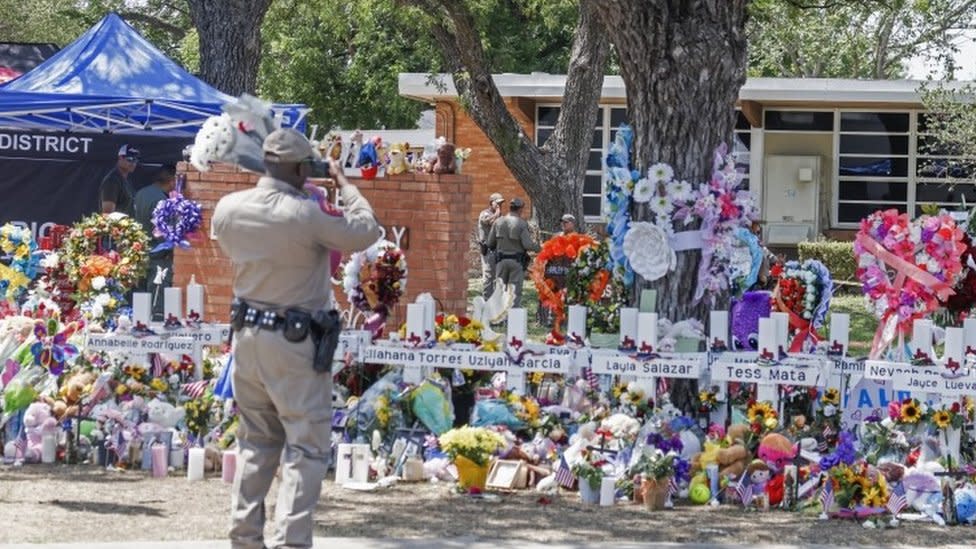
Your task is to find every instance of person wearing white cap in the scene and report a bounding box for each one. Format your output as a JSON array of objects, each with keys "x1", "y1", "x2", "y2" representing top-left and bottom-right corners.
[
  {"x1": 99, "y1": 144, "x2": 140, "y2": 215},
  {"x1": 559, "y1": 213, "x2": 577, "y2": 236},
  {"x1": 213, "y1": 128, "x2": 381, "y2": 549},
  {"x1": 477, "y1": 191, "x2": 505, "y2": 297}
]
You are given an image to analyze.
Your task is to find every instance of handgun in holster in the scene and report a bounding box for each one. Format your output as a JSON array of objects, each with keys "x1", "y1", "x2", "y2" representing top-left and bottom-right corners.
[{"x1": 311, "y1": 309, "x2": 342, "y2": 373}]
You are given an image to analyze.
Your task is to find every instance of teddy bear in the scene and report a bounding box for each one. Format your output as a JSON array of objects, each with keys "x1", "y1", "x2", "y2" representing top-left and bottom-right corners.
[
  {"x1": 387, "y1": 142, "x2": 411, "y2": 175},
  {"x1": 44, "y1": 370, "x2": 96, "y2": 420},
  {"x1": 145, "y1": 398, "x2": 185, "y2": 430},
  {"x1": 757, "y1": 432, "x2": 797, "y2": 474},
  {"x1": 23, "y1": 401, "x2": 59, "y2": 463},
  {"x1": 430, "y1": 142, "x2": 457, "y2": 174},
  {"x1": 692, "y1": 423, "x2": 752, "y2": 481}
]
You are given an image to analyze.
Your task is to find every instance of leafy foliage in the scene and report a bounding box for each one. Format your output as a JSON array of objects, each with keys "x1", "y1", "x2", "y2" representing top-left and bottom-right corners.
[{"x1": 797, "y1": 241, "x2": 856, "y2": 285}]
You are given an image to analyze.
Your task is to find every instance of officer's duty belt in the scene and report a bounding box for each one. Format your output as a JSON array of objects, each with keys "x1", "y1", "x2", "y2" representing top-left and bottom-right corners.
[{"x1": 230, "y1": 298, "x2": 316, "y2": 343}]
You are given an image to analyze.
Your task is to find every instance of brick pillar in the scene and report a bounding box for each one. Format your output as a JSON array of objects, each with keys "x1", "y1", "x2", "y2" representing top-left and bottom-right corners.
[{"x1": 174, "y1": 163, "x2": 473, "y2": 328}]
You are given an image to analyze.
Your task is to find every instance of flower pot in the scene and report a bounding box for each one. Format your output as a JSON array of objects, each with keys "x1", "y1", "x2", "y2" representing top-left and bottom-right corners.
[
  {"x1": 589, "y1": 332, "x2": 618, "y2": 349},
  {"x1": 642, "y1": 477, "x2": 671, "y2": 511},
  {"x1": 579, "y1": 479, "x2": 601, "y2": 504},
  {"x1": 454, "y1": 455, "x2": 489, "y2": 490}
]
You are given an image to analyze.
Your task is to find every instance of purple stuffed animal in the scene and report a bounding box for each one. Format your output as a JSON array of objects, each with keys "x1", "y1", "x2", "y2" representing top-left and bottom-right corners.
[{"x1": 730, "y1": 290, "x2": 772, "y2": 351}]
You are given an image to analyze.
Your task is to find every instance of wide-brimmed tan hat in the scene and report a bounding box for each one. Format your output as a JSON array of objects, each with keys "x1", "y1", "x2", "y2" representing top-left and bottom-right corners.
[
  {"x1": 489, "y1": 192, "x2": 504, "y2": 204},
  {"x1": 263, "y1": 128, "x2": 315, "y2": 163}
]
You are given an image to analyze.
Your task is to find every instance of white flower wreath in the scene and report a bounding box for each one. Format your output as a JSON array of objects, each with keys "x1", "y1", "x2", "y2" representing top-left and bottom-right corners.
[{"x1": 623, "y1": 221, "x2": 675, "y2": 282}]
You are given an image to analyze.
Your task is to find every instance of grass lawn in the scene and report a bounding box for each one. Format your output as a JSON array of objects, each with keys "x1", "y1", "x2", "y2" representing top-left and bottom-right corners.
[{"x1": 467, "y1": 277, "x2": 879, "y2": 350}]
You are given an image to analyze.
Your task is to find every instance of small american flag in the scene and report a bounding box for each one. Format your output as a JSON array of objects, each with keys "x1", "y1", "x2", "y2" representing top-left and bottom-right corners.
[
  {"x1": 822, "y1": 423, "x2": 835, "y2": 438},
  {"x1": 887, "y1": 484, "x2": 908, "y2": 517},
  {"x1": 151, "y1": 353, "x2": 166, "y2": 378},
  {"x1": 182, "y1": 379, "x2": 209, "y2": 399},
  {"x1": 554, "y1": 456, "x2": 576, "y2": 489},
  {"x1": 734, "y1": 479, "x2": 753, "y2": 506},
  {"x1": 13, "y1": 431, "x2": 27, "y2": 459},
  {"x1": 657, "y1": 378, "x2": 669, "y2": 396},
  {"x1": 820, "y1": 479, "x2": 835, "y2": 514},
  {"x1": 667, "y1": 476, "x2": 679, "y2": 497},
  {"x1": 581, "y1": 367, "x2": 599, "y2": 391}
]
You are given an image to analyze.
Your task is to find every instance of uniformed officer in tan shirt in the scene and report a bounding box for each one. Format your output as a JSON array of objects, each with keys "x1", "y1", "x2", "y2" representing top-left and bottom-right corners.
[
  {"x1": 486, "y1": 197, "x2": 540, "y2": 307},
  {"x1": 213, "y1": 128, "x2": 380, "y2": 549}
]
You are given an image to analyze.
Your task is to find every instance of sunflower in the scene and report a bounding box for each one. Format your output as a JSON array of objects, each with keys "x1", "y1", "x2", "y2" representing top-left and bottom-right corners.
[
  {"x1": 933, "y1": 410, "x2": 952, "y2": 430},
  {"x1": 900, "y1": 401, "x2": 921, "y2": 423},
  {"x1": 862, "y1": 486, "x2": 886, "y2": 507},
  {"x1": 748, "y1": 401, "x2": 776, "y2": 423},
  {"x1": 821, "y1": 388, "x2": 840, "y2": 406}
]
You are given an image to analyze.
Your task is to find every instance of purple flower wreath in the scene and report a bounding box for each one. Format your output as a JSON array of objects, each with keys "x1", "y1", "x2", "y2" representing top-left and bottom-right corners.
[{"x1": 151, "y1": 180, "x2": 203, "y2": 253}]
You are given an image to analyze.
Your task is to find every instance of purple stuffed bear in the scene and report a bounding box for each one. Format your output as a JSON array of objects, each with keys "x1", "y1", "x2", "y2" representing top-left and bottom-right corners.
[{"x1": 730, "y1": 290, "x2": 771, "y2": 351}]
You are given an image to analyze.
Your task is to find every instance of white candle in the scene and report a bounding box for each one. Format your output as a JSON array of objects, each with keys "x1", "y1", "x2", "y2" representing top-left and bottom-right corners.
[
  {"x1": 41, "y1": 433, "x2": 56, "y2": 464},
  {"x1": 829, "y1": 313, "x2": 850, "y2": 356},
  {"x1": 351, "y1": 444, "x2": 370, "y2": 483},
  {"x1": 913, "y1": 319, "x2": 933, "y2": 358},
  {"x1": 637, "y1": 312, "x2": 658, "y2": 351},
  {"x1": 186, "y1": 275, "x2": 205, "y2": 320},
  {"x1": 945, "y1": 327, "x2": 965, "y2": 364},
  {"x1": 187, "y1": 447, "x2": 205, "y2": 481},
  {"x1": 758, "y1": 317, "x2": 778, "y2": 359},
  {"x1": 771, "y1": 312, "x2": 789, "y2": 348},
  {"x1": 405, "y1": 304, "x2": 425, "y2": 344},
  {"x1": 567, "y1": 305, "x2": 587, "y2": 340},
  {"x1": 507, "y1": 308, "x2": 527, "y2": 350},
  {"x1": 164, "y1": 287, "x2": 183, "y2": 320},
  {"x1": 965, "y1": 318, "x2": 976, "y2": 352},
  {"x1": 422, "y1": 300, "x2": 435, "y2": 336},
  {"x1": 152, "y1": 444, "x2": 168, "y2": 478},
  {"x1": 600, "y1": 475, "x2": 616, "y2": 506},
  {"x1": 619, "y1": 307, "x2": 638, "y2": 347},
  {"x1": 132, "y1": 292, "x2": 151, "y2": 325},
  {"x1": 169, "y1": 446, "x2": 184, "y2": 469},
  {"x1": 710, "y1": 311, "x2": 729, "y2": 348}
]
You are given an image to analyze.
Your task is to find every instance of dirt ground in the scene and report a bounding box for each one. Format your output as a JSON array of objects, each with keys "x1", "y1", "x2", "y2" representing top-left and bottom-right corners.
[{"x1": 0, "y1": 464, "x2": 974, "y2": 546}]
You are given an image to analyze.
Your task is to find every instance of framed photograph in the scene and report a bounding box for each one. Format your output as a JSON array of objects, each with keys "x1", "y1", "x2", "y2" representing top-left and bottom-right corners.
[{"x1": 486, "y1": 460, "x2": 525, "y2": 489}]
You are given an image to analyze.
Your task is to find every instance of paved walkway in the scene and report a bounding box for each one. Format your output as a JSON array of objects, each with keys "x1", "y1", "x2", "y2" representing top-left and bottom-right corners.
[{"x1": 2, "y1": 541, "x2": 970, "y2": 549}]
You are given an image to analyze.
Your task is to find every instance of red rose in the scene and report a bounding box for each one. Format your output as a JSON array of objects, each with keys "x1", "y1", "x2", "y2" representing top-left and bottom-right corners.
[
  {"x1": 458, "y1": 317, "x2": 471, "y2": 328},
  {"x1": 952, "y1": 402, "x2": 961, "y2": 414}
]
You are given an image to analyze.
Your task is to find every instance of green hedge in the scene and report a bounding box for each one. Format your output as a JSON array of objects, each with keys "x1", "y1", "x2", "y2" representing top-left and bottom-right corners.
[{"x1": 798, "y1": 240, "x2": 856, "y2": 284}]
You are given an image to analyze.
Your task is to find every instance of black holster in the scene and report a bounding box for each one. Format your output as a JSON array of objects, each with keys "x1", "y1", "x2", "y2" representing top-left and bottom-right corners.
[{"x1": 311, "y1": 309, "x2": 342, "y2": 373}]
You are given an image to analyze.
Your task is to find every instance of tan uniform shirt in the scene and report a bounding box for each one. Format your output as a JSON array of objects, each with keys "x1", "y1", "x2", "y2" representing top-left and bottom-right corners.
[
  {"x1": 213, "y1": 176, "x2": 381, "y2": 311},
  {"x1": 487, "y1": 214, "x2": 540, "y2": 255}
]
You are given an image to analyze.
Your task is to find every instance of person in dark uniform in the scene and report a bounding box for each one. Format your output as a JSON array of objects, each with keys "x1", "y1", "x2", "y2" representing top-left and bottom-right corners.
[
  {"x1": 133, "y1": 164, "x2": 177, "y2": 320},
  {"x1": 486, "y1": 197, "x2": 540, "y2": 307},
  {"x1": 99, "y1": 145, "x2": 140, "y2": 216}
]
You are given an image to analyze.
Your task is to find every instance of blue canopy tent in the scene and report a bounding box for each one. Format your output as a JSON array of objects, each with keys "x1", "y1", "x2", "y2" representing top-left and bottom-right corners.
[{"x1": 0, "y1": 13, "x2": 307, "y2": 134}]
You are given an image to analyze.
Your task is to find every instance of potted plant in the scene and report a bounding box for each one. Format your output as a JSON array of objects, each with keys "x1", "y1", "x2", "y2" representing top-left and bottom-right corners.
[
  {"x1": 636, "y1": 449, "x2": 677, "y2": 511},
  {"x1": 437, "y1": 426, "x2": 506, "y2": 490},
  {"x1": 571, "y1": 449, "x2": 609, "y2": 504}
]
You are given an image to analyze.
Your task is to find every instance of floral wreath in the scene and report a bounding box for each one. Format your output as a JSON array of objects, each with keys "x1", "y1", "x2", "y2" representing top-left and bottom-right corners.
[
  {"x1": 773, "y1": 259, "x2": 832, "y2": 353},
  {"x1": 0, "y1": 223, "x2": 40, "y2": 302},
  {"x1": 529, "y1": 233, "x2": 597, "y2": 341},
  {"x1": 604, "y1": 125, "x2": 758, "y2": 304},
  {"x1": 854, "y1": 209, "x2": 963, "y2": 358},
  {"x1": 340, "y1": 239, "x2": 407, "y2": 338},
  {"x1": 61, "y1": 214, "x2": 149, "y2": 307},
  {"x1": 151, "y1": 174, "x2": 203, "y2": 253}
]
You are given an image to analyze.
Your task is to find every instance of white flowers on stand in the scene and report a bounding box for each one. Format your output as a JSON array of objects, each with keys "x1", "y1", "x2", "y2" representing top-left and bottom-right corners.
[{"x1": 623, "y1": 222, "x2": 676, "y2": 282}]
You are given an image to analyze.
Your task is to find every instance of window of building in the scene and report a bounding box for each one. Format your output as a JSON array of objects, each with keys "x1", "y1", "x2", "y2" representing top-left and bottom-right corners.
[
  {"x1": 835, "y1": 111, "x2": 911, "y2": 224},
  {"x1": 733, "y1": 111, "x2": 751, "y2": 190},
  {"x1": 915, "y1": 113, "x2": 976, "y2": 215},
  {"x1": 764, "y1": 110, "x2": 834, "y2": 132}
]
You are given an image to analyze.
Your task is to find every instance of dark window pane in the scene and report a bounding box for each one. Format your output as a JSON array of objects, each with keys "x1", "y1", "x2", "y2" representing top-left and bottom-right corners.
[
  {"x1": 840, "y1": 112, "x2": 909, "y2": 133},
  {"x1": 739, "y1": 177, "x2": 750, "y2": 191},
  {"x1": 583, "y1": 196, "x2": 602, "y2": 217},
  {"x1": 584, "y1": 175, "x2": 603, "y2": 195},
  {"x1": 838, "y1": 156, "x2": 908, "y2": 177},
  {"x1": 839, "y1": 134, "x2": 908, "y2": 155},
  {"x1": 537, "y1": 107, "x2": 560, "y2": 127},
  {"x1": 916, "y1": 183, "x2": 976, "y2": 203},
  {"x1": 736, "y1": 111, "x2": 751, "y2": 130},
  {"x1": 734, "y1": 160, "x2": 750, "y2": 175},
  {"x1": 838, "y1": 202, "x2": 905, "y2": 224},
  {"x1": 595, "y1": 108, "x2": 603, "y2": 125},
  {"x1": 536, "y1": 128, "x2": 553, "y2": 146},
  {"x1": 588, "y1": 150, "x2": 603, "y2": 170},
  {"x1": 610, "y1": 108, "x2": 628, "y2": 127},
  {"x1": 733, "y1": 132, "x2": 751, "y2": 152},
  {"x1": 764, "y1": 110, "x2": 834, "y2": 131},
  {"x1": 918, "y1": 113, "x2": 930, "y2": 133},
  {"x1": 838, "y1": 180, "x2": 907, "y2": 201},
  {"x1": 917, "y1": 159, "x2": 976, "y2": 179},
  {"x1": 591, "y1": 129, "x2": 604, "y2": 149}
]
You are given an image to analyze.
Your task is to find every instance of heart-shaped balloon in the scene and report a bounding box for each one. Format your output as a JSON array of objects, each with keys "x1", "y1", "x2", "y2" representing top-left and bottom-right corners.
[{"x1": 854, "y1": 209, "x2": 965, "y2": 358}]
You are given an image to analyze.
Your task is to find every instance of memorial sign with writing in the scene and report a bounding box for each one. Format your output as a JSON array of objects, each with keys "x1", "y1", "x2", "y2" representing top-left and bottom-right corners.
[
  {"x1": 86, "y1": 333, "x2": 201, "y2": 366},
  {"x1": 360, "y1": 346, "x2": 570, "y2": 374},
  {"x1": 589, "y1": 351, "x2": 704, "y2": 379},
  {"x1": 710, "y1": 355, "x2": 831, "y2": 387}
]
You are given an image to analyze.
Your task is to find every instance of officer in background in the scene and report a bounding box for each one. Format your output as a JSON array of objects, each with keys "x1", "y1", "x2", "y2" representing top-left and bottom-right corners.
[
  {"x1": 477, "y1": 192, "x2": 504, "y2": 297},
  {"x1": 100, "y1": 144, "x2": 140, "y2": 216},
  {"x1": 486, "y1": 197, "x2": 540, "y2": 307},
  {"x1": 133, "y1": 164, "x2": 177, "y2": 320},
  {"x1": 559, "y1": 213, "x2": 577, "y2": 236},
  {"x1": 213, "y1": 128, "x2": 380, "y2": 549}
]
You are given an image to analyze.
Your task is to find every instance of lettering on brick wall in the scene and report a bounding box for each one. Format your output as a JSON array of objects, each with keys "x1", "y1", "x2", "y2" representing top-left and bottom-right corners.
[{"x1": 378, "y1": 226, "x2": 409, "y2": 249}]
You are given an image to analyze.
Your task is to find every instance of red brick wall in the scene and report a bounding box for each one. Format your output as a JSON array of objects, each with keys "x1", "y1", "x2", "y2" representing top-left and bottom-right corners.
[
  {"x1": 437, "y1": 99, "x2": 536, "y2": 228},
  {"x1": 173, "y1": 162, "x2": 473, "y2": 327}
]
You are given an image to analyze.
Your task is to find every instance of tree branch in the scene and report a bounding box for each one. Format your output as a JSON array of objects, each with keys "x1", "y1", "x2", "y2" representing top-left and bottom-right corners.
[{"x1": 118, "y1": 11, "x2": 188, "y2": 40}]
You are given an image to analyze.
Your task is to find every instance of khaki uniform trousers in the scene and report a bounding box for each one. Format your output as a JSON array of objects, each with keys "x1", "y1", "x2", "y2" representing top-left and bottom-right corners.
[
  {"x1": 495, "y1": 258, "x2": 526, "y2": 307},
  {"x1": 229, "y1": 326, "x2": 332, "y2": 549},
  {"x1": 481, "y1": 252, "x2": 495, "y2": 298}
]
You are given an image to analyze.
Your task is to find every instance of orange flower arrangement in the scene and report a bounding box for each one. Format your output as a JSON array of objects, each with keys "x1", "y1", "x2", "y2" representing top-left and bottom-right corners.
[{"x1": 529, "y1": 233, "x2": 597, "y2": 338}]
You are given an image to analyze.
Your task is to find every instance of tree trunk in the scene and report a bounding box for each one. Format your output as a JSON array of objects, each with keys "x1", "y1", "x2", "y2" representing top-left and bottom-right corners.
[
  {"x1": 407, "y1": 0, "x2": 609, "y2": 234},
  {"x1": 187, "y1": 0, "x2": 272, "y2": 95},
  {"x1": 596, "y1": 0, "x2": 749, "y2": 412}
]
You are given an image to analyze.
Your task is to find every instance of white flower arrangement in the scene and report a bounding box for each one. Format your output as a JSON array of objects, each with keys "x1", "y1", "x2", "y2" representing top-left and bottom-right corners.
[{"x1": 623, "y1": 222, "x2": 676, "y2": 282}]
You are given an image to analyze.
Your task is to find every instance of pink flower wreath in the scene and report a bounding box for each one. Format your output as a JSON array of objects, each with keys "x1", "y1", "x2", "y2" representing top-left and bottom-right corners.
[{"x1": 854, "y1": 209, "x2": 965, "y2": 358}]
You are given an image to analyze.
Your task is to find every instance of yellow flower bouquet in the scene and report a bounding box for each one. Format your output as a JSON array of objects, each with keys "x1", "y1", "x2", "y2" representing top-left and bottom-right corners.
[{"x1": 437, "y1": 425, "x2": 505, "y2": 466}]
